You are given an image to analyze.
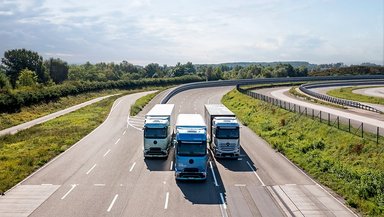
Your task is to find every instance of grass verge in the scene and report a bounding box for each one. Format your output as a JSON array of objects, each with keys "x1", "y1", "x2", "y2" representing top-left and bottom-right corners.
[
  {"x1": 0, "y1": 89, "x2": 122, "y2": 131},
  {"x1": 222, "y1": 89, "x2": 384, "y2": 216},
  {"x1": 327, "y1": 86, "x2": 384, "y2": 106},
  {"x1": 289, "y1": 86, "x2": 346, "y2": 109},
  {"x1": 0, "y1": 87, "x2": 170, "y2": 131},
  {"x1": 130, "y1": 91, "x2": 159, "y2": 116},
  {"x1": 0, "y1": 92, "x2": 131, "y2": 194}
]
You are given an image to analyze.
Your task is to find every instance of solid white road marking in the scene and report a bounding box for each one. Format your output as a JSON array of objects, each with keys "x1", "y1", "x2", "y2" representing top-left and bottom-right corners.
[
  {"x1": 115, "y1": 138, "x2": 120, "y2": 144},
  {"x1": 164, "y1": 192, "x2": 169, "y2": 209},
  {"x1": 107, "y1": 194, "x2": 119, "y2": 212},
  {"x1": 61, "y1": 184, "x2": 77, "y2": 200},
  {"x1": 111, "y1": 100, "x2": 122, "y2": 112},
  {"x1": 209, "y1": 161, "x2": 219, "y2": 187},
  {"x1": 246, "y1": 161, "x2": 265, "y2": 186},
  {"x1": 220, "y1": 193, "x2": 227, "y2": 209},
  {"x1": 234, "y1": 184, "x2": 246, "y2": 187},
  {"x1": 86, "y1": 164, "x2": 97, "y2": 175},
  {"x1": 103, "y1": 149, "x2": 111, "y2": 157},
  {"x1": 41, "y1": 184, "x2": 52, "y2": 186},
  {"x1": 94, "y1": 184, "x2": 106, "y2": 186},
  {"x1": 170, "y1": 161, "x2": 173, "y2": 170},
  {"x1": 123, "y1": 130, "x2": 126, "y2": 135},
  {"x1": 129, "y1": 162, "x2": 136, "y2": 172}
]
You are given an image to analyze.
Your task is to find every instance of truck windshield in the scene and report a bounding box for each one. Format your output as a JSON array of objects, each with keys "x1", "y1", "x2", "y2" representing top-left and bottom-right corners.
[
  {"x1": 177, "y1": 141, "x2": 206, "y2": 156},
  {"x1": 144, "y1": 127, "x2": 167, "y2": 139},
  {"x1": 216, "y1": 127, "x2": 239, "y2": 139}
]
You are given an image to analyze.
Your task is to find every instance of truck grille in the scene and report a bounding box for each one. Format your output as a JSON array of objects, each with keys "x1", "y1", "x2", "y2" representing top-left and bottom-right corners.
[
  {"x1": 183, "y1": 168, "x2": 199, "y2": 172},
  {"x1": 219, "y1": 143, "x2": 236, "y2": 152}
]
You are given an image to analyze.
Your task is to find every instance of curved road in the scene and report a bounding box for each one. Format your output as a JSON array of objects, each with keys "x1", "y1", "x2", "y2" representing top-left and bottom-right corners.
[
  {"x1": 353, "y1": 87, "x2": 384, "y2": 98},
  {"x1": 309, "y1": 86, "x2": 384, "y2": 113},
  {"x1": 0, "y1": 87, "x2": 356, "y2": 217}
]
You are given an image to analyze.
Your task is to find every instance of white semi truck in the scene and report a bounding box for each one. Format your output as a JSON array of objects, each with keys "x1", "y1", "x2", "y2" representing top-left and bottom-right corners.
[
  {"x1": 204, "y1": 104, "x2": 240, "y2": 158},
  {"x1": 143, "y1": 104, "x2": 174, "y2": 158},
  {"x1": 174, "y1": 114, "x2": 208, "y2": 180}
]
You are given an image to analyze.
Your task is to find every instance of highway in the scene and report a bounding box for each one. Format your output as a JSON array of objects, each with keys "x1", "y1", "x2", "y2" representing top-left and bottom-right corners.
[{"x1": 1, "y1": 87, "x2": 357, "y2": 217}]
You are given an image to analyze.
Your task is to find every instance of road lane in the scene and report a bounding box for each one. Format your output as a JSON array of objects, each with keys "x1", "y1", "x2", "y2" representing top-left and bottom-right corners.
[
  {"x1": 271, "y1": 88, "x2": 384, "y2": 128},
  {"x1": 1, "y1": 86, "x2": 358, "y2": 217},
  {"x1": 169, "y1": 86, "x2": 356, "y2": 217}
]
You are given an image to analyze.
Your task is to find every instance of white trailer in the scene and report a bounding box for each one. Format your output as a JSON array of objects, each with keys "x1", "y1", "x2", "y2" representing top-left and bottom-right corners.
[
  {"x1": 204, "y1": 104, "x2": 240, "y2": 158},
  {"x1": 143, "y1": 104, "x2": 174, "y2": 157}
]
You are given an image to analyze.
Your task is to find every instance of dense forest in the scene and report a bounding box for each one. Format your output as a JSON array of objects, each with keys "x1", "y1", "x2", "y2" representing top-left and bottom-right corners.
[{"x1": 0, "y1": 48, "x2": 383, "y2": 112}]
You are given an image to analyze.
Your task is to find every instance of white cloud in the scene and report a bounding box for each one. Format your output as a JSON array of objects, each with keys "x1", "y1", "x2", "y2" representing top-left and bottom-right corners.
[{"x1": 0, "y1": 0, "x2": 382, "y2": 65}]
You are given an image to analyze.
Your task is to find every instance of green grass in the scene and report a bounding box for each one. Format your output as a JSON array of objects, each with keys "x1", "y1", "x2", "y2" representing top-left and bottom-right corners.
[
  {"x1": 222, "y1": 89, "x2": 384, "y2": 216},
  {"x1": 0, "y1": 90, "x2": 144, "y2": 194},
  {"x1": 130, "y1": 91, "x2": 159, "y2": 116},
  {"x1": 242, "y1": 82, "x2": 305, "y2": 90},
  {"x1": 327, "y1": 86, "x2": 384, "y2": 106},
  {"x1": 0, "y1": 89, "x2": 124, "y2": 131}
]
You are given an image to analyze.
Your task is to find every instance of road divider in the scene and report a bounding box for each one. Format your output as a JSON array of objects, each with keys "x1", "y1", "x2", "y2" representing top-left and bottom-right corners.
[
  {"x1": 209, "y1": 161, "x2": 219, "y2": 187},
  {"x1": 61, "y1": 184, "x2": 77, "y2": 200},
  {"x1": 86, "y1": 164, "x2": 97, "y2": 175},
  {"x1": 107, "y1": 194, "x2": 119, "y2": 212},
  {"x1": 246, "y1": 161, "x2": 265, "y2": 186},
  {"x1": 164, "y1": 192, "x2": 169, "y2": 209},
  {"x1": 129, "y1": 162, "x2": 136, "y2": 172}
]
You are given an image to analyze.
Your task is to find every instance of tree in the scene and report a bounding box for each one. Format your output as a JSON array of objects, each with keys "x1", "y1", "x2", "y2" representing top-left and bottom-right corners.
[
  {"x1": 0, "y1": 71, "x2": 11, "y2": 91},
  {"x1": 172, "y1": 62, "x2": 185, "y2": 77},
  {"x1": 17, "y1": 68, "x2": 38, "y2": 87},
  {"x1": 184, "y1": 62, "x2": 196, "y2": 74},
  {"x1": 45, "y1": 58, "x2": 69, "y2": 83},
  {"x1": 1, "y1": 48, "x2": 48, "y2": 87},
  {"x1": 144, "y1": 63, "x2": 161, "y2": 78}
]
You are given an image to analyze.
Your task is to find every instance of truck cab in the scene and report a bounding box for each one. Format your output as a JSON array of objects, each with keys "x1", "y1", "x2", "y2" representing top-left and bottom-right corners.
[
  {"x1": 144, "y1": 117, "x2": 171, "y2": 157},
  {"x1": 174, "y1": 114, "x2": 208, "y2": 181},
  {"x1": 212, "y1": 117, "x2": 240, "y2": 157},
  {"x1": 205, "y1": 104, "x2": 241, "y2": 158},
  {"x1": 143, "y1": 104, "x2": 174, "y2": 158}
]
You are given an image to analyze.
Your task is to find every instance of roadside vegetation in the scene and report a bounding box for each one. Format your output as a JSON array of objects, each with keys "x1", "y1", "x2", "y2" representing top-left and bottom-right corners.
[
  {"x1": 130, "y1": 91, "x2": 159, "y2": 116},
  {"x1": 222, "y1": 89, "x2": 384, "y2": 216},
  {"x1": 0, "y1": 89, "x2": 122, "y2": 130},
  {"x1": 0, "y1": 93, "x2": 126, "y2": 194},
  {"x1": 327, "y1": 86, "x2": 384, "y2": 106}
]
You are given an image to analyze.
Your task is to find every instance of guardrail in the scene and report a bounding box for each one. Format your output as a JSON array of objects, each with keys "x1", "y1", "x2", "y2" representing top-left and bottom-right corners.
[
  {"x1": 159, "y1": 75, "x2": 384, "y2": 144},
  {"x1": 236, "y1": 84, "x2": 383, "y2": 144},
  {"x1": 160, "y1": 75, "x2": 384, "y2": 103},
  {"x1": 299, "y1": 80, "x2": 384, "y2": 113}
]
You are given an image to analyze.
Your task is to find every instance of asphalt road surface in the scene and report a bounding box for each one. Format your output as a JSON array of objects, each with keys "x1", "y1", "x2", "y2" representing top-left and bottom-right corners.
[
  {"x1": 353, "y1": 86, "x2": 384, "y2": 98},
  {"x1": 0, "y1": 87, "x2": 357, "y2": 217}
]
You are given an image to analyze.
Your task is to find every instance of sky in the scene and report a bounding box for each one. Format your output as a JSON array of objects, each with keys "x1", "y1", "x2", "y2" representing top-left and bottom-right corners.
[{"x1": 0, "y1": 0, "x2": 383, "y2": 66}]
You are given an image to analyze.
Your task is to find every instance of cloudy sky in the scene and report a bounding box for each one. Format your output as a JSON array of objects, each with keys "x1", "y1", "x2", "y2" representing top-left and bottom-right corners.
[{"x1": 0, "y1": 0, "x2": 383, "y2": 66}]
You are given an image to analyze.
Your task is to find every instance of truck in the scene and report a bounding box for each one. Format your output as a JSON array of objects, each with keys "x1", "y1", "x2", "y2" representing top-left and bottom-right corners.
[
  {"x1": 174, "y1": 114, "x2": 208, "y2": 180},
  {"x1": 143, "y1": 104, "x2": 174, "y2": 157},
  {"x1": 204, "y1": 104, "x2": 240, "y2": 158}
]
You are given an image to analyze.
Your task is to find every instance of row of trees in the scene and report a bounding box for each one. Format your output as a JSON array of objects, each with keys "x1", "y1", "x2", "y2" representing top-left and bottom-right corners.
[{"x1": 2, "y1": 48, "x2": 382, "y2": 93}]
